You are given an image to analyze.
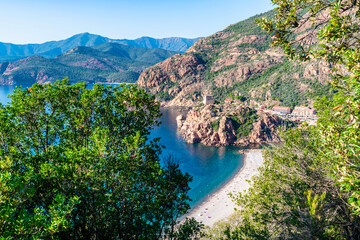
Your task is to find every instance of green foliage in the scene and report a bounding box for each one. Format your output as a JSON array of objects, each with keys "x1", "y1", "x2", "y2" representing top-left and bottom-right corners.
[
  {"x1": 208, "y1": 109, "x2": 257, "y2": 138},
  {"x1": 260, "y1": 0, "x2": 360, "y2": 215},
  {"x1": 210, "y1": 119, "x2": 220, "y2": 131},
  {"x1": 105, "y1": 71, "x2": 140, "y2": 83},
  {"x1": 158, "y1": 90, "x2": 175, "y2": 101},
  {"x1": 0, "y1": 79, "x2": 192, "y2": 239},
  {"x1": 236, "y1": 39, "x2": 272, "y2": 52},
  {"x1": 206, "y1": 65, "x2": 237, "y2": 81},
  {"x1": 194, "y1": 102, "x2": 205, "y2": 111},
  {"x1": 229, "y1": 110, "x2": 257, "y2": 138},
  {"x1": 206, "y1": 1, "x2": 360, "y2": 237},
  {"x1": 224, "y1": 10, "x2": 275, "y2": 36},
  {"x1": 207, "y1": 58, "x2": 331, "y2": 108},
  {"x1": 306, "y1": 189, "x2": 327, "y2": 220},
  {"x1": 208, "y1": 128, "x2": 360, "y2": 239},
  {"x1": 167, "y1": 217, "x2": 205, "y2": 240}
]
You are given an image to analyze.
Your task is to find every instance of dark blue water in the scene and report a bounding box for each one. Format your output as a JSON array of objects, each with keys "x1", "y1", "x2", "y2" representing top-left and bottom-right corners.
[{"x1": 0, "y1": 85, "x2": 244, "y2": 208}]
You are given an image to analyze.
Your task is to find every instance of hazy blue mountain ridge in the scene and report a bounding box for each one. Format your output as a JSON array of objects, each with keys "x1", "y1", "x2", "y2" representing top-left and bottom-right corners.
[
  {"x1": 0, "y1": 33, "x2": 200, "y2": 61},
  {"x1": 0, "y1": 42, "x2": 178, "y2": 85},
  {"x1": 116, "y1": 36, "x2": 202, "y2": 52}
]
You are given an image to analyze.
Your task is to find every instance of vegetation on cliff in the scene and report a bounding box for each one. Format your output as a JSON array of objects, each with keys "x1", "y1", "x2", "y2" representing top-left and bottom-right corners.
[
  {"x1": 177, "y1": 103, "x2": 294, "y2": 147},
  {"x1": 205, "y1": 0, "x2": 360, "y2": 238},
  {"x1": 138, "y1": 10, "x2": 332, "y2": 108},
  {"x1": 262, "y1": 0, "x2": 360, "y2": 218}
]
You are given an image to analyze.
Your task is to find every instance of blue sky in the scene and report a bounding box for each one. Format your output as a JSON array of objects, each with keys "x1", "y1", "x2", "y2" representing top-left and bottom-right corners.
[{"x1": 0, "y1": 0, "x2": 274, "y2": 44}]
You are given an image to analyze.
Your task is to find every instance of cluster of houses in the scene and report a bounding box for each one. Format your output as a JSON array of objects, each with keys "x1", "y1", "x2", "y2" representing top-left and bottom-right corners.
[
  {"x1": 257, "y1": 105, "x2": 318, "y2": 124},
  {"x1": 271, "y1": 106, "x2": 316, "y2": 117},
  {"x1": 203, "y1": 95, "x2": 318, "y2": 123}
]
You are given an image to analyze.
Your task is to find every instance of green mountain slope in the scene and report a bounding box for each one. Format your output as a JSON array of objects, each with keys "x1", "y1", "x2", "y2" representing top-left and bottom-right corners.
[
  {"x1": 138, "y1": 10, "x2": 332, "y2": 109},
  {"x1": 0, "y1": 43, "x2": 177, "y2": 85},
  {"x1": 0, "y1": 33, "x2": 199, "y2": 61},
  {"x1": 92, "y1": 43, "x2": 177, "y2": 65}
]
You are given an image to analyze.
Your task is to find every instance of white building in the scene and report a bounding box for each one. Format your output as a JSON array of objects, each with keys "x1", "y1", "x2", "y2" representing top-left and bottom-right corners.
[{"x1": 292, "y1": 106, "x2": 316, "y2": 117}]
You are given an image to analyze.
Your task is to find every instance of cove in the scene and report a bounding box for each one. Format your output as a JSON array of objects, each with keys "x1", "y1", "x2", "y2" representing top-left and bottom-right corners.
[
  {"x1": 152, "y1": 108, "x2": 244, "y2": 207},
  {"x1": 0, "y1": 84, "x2": 244, "y2": 208}
]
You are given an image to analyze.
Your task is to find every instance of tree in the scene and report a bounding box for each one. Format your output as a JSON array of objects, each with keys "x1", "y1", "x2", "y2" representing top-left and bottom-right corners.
[
  {"x1": 207, "y1": 127, "x2": 360, "y2": 239},
  {"x1": 259, "y1": 0, "x2": 360, "y2": 215},
  {"x1": 167, "y1": 217, "x2": 205, "y2": 240},
  {"x1": 205, "y1": 1, "x2": 360, "y2": 238},
  {"x1": 0, "y1": 79, "x2": 192, "y2": 239}
]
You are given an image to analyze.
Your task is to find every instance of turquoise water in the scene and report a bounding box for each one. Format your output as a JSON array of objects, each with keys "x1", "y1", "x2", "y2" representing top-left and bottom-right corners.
[
  {"x1": 0, "y1": 85, "x2": 18, "y2": 105},
  {"x1": 152, "y1": 108, "x2": 244, "y2": 207},
  {"x1": 0, "y1": 84, "x2": 33, "y2": 105},
  {"x1": 0, "y1": 85, "x2": 244, "y2": 207}
]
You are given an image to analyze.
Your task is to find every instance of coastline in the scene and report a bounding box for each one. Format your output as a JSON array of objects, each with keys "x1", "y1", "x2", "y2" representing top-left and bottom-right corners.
[{"x1": 182, "y1": 149, "x2": 263, "y2": 227}]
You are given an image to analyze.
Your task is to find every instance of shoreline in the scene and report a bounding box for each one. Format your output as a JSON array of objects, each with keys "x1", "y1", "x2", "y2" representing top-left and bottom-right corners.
[
  {"x1": 187, "y1": 153, "x2": 246, "y2": 212},
  {"x1": 181, "y1": 149, "x2": 263, "y2": 227}
]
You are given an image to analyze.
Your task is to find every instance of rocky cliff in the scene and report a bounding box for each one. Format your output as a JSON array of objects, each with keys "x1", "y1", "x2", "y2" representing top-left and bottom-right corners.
[
  {"x1": 176, "y1": 103, "x2": 290, "y2": 147},
  {"x1": 138, "y1": 10, "x2": 332, "y2": 109}
]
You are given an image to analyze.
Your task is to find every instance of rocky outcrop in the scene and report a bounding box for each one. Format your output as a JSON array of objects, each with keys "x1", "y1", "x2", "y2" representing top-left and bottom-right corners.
[
  {"x1": 138, "y1": 10, "x2": 334, "y2": 109},
  {"x1": 177, "y1": 104, "x2": 288, "y2": 147},
  {"x1": 138, "y1": 53, "x2": 205, "y2": 90}
]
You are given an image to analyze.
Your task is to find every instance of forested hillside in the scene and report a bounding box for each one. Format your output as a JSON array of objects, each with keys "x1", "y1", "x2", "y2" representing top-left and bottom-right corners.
[{"x1": 0, "y1": 43, "x2": 177, "y2": 85}]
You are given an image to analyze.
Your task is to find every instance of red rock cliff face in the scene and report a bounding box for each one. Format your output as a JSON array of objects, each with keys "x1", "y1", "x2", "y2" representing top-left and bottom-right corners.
[
  {"x1": 137, "y1": 12, "x2": 333, "y2": 108},
  {"x1": 138, "y1": 54, "x2": 205, "y2": 89},
  {"x1": 176, "y1": 104, "x2": 285, "y2": 147},
  {"x1": 138, "y1": 53, "x2": 207, "y2": 106}
]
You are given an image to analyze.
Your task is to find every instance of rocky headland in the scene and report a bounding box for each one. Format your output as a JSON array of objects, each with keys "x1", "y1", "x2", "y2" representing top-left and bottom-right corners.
[
  {"x1": 176, "y1": 103, "x2": 291, "y2": 147},
  {"x1": 137, "y1": 10, "x2": 327, "y2": 146}
]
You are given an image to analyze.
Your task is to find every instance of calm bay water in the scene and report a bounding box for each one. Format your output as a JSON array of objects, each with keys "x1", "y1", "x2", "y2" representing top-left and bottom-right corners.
[
  {"x1": 0, "y1": 84, "x2": 244, "y2": 207},
  {"x1": 152, "y1": 108, "x2": 244, "y2": 207}
]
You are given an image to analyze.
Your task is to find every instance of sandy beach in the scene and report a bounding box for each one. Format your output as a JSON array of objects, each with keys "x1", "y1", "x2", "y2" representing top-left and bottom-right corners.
[{"x1": 183, "y1": 149, "x2": 263, "y2": 227}]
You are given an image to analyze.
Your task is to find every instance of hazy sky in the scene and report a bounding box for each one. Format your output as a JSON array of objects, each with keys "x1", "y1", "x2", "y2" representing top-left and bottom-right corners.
[{"x1": 0, "y1": 0, "x2": 274, "y2": 44}]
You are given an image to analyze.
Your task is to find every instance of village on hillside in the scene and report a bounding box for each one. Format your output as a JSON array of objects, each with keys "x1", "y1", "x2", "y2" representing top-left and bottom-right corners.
[
  {"x1": 202, "y1": 95, "x2": 319, "y2": 125},
  {"x1": 264, "y1": 105, "x2": 318, "y2": 125}
]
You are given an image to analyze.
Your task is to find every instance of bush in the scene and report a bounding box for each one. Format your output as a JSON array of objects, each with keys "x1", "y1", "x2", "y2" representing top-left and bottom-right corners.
[{"x1": 0, "y1": 79, "x2": 192, "y2": 239}]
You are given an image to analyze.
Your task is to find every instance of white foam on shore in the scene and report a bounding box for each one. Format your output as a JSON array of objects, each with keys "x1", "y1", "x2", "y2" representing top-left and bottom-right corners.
[{"x1": 182, "y1": 149, "x2": 263, "y2": 227}]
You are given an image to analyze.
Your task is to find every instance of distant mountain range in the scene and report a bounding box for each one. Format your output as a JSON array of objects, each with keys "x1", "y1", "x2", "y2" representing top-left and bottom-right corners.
[
  {"x1": 0, "y1": 33, "x2": 201, "y2": 61},
  {"x1": 0, "y1": 42, "x2": 179, "y2": 85}
]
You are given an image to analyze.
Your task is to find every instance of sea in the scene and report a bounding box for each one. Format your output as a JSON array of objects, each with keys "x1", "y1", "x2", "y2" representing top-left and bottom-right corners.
[{"x1": 0, "y1": 84, "x2": 244, "y2": 208}]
